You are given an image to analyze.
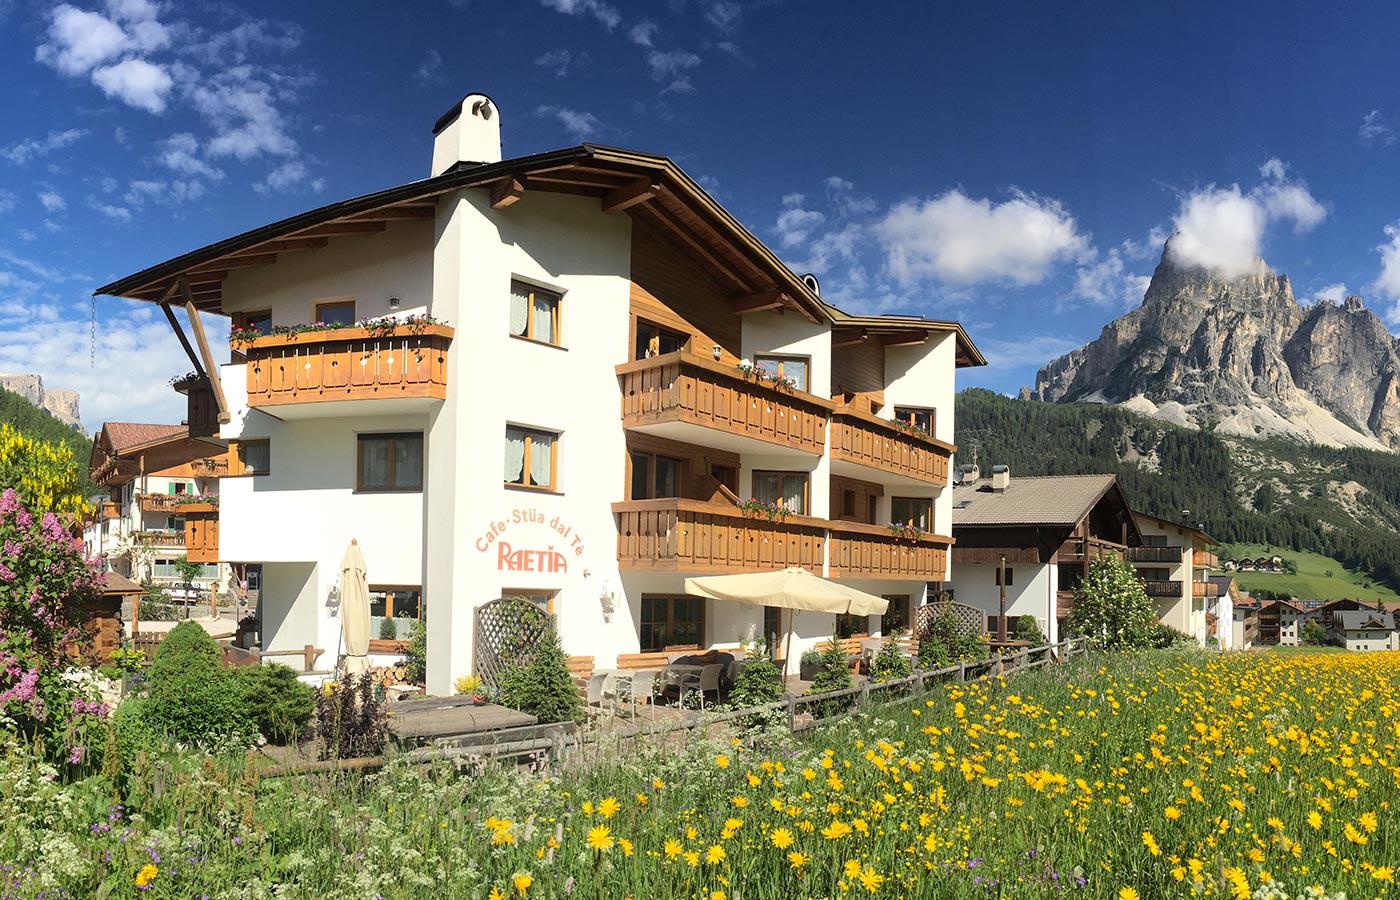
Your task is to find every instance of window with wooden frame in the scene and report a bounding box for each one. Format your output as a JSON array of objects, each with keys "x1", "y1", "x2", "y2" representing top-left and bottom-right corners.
[
  {"x1": 881, "y1": 595, "x2": 911, "y2": 634},
  {"x1": 634, "y1": 319, "x2": 686, "y2": 360},
  {"x1": 754, "y1": 355, "x2": 809, "y2": 392},
  {"x1": 314, "y1": 298, "x2": 356, "y2": 326},
  {"x1": 510, "y1": 280, "x2": 562, "y2": 346},
  {"x1": 369, "y1": 586, "x2": 421, "y2": 620},
  {"x1": 630, "y1": 451, "x2": 681, "y2": 500},
  {"x1": 505, "y1": 426, "x2": 559, "y2": 491},
  {"x1": 890, "y1": 497, "x2": 932, "y2": 529},
  {"x1": 763, "y1": 606, "x2": 783, "y2": 655},
  {"x1": 640, "y1": 595, "x2": 704, "y2": 652},
  {"x1": 238, "y1": 440, "x2": 270, "y2": 476},
  {"x1": 505, "y1": 589, "x2": 558, "y2": 615},
  {"x1": 835, "y1": 613, "x2": 869, "y2": 638},
  {"x1": 752, "y1": 470, "x2": 809, "y2": 514},
  {"x1": 894, "y1": 406, "x2": 935, "y2": 434},
  {"x1": 356, "y1": 432, "x2": 424, "y2": 492}
]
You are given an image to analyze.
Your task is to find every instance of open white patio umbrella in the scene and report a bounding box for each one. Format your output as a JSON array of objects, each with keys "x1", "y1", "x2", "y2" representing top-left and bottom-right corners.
[
  {"x1": 684, "y1": 567, "x2": 889, "y2": 679},
  {"x1": 339, "y1": 539, "x2": 371, "y2": 677}
]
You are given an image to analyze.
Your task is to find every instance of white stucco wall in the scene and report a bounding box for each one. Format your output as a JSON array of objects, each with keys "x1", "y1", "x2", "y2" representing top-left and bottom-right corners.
[
  {"x1": 948, "y1": 560, "x2": 1057, "y2": 645},
  {"x1": 883, "y1": 334, "x2": 955, "y2": 549}
]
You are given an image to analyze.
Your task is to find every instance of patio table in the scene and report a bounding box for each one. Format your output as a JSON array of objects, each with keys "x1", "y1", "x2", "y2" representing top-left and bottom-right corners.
[{"x1": 660, "y1": 663, "x2": 705, "y2": 693}]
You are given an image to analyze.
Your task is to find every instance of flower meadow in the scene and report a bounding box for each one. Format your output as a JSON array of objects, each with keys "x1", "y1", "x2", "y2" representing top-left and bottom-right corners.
[{"x1": 3, "y1": 649, "x2": 1398, "y2": 900}]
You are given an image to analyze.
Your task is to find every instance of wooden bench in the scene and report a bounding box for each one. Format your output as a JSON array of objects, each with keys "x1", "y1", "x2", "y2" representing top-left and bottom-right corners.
[
  {"x1": 817, "y1": 635, "x2": 873, "y2": 673},
  {"x1": 616, "y1": 651, "x2": 673, "y2": 670},
  {"x1": 567, "y1": 655, "x2": 595, "y2": 679}
]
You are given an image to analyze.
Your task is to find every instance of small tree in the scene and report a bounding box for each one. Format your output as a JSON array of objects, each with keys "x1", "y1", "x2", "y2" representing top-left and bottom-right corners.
[
  {"x1": 173, "y1": 556, "x2": 204, "y2": 620},
  {"x1": 1068, "y1": 556, "x2": 1157, "y2": 651},
  {"x1": 402, "y1": 615, "x2": 427, "y2": 684},
  {"x1": 869, "y1": 635, "x2": 912, "y2": 684},
  {"x1": 146, "y1": 620, "x2": 248, "y2": 744},
  {"x1": 1012, "y1": 614, "x2": 1046, "y2": 645},
  {"x1": 1301, "y1": 619, "x2": 1328, "y2": 646},
  {"x1": 0, "y1": 424, "x2": 89, "y2": 516},
  {"x1": 498, "y1": 629, "x2": 582, "y2": 724}
]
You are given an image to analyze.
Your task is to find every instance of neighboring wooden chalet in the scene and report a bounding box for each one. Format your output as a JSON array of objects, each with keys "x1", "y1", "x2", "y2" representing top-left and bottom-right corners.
[
  {"x1": 948, "y1": 470, "x2": 1142, "y2": 644},
  {"x1": 1256, "y1": 598, "x2": 1303, "y2": 646},
  {"x1": 1331, "y1": 609, "x2": 1400, "y2": 652}
]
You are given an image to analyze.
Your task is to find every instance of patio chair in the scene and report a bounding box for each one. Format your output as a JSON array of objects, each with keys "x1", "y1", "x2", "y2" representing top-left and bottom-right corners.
[
  {"x1": 628, "y1": 668, "x2": 660, "y2": 719},
  {"x1": 860, "y1": 639, "x2": 883, "y2": 671},
  {"x1": 697, "y1": 663, "x2": 724, "y2": 709},
  {"x1": 586, "y1": 673, "x2": 610, "y2": 716}
]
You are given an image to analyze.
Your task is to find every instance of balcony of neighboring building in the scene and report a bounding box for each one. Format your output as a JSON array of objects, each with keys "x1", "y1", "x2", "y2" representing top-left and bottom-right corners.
[
  {"x1": 239, "y1": 323, "x2": 454, "y2": 419},
  {"x1": 616, "y1": 350, "x2": 832, "y2": 456},
  {"x1": 1127, "y1": 545, "x2": 1184, "y2": 564},
  {"x1": 1193, "y1": 548, "x2": 1219, "y2": 569},
  {"x1": 1192, "y1": 579, "x2": 1222, "y2": 598},
  {"x1": 828, "y1": 402, "x2": 953, "y2": 488},
  {"x1": 1143, "y1": 579, "x2": 1184, "y2": 597},
  {"x1": 1057, "y1": 536, "x2": 1128, "y2": 566}
]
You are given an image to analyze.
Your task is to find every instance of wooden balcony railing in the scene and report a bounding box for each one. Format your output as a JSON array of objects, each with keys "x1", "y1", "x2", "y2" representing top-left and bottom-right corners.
[
  {"x1": 829, "y1": 406, "x2": 953, "y2": 485},
  {"x1": 98, "y1": 500, "x2": 121, "y2": 520},
  {"x1": 1056, "y1": 590, "x2": 1076, "y2": 619},
  {"x1": 91, "y1": 457, "x2": 137, "y2": 489},
  {"x1": 132, "y1": 531, "x2": 184, "y2": 549},
  {"x1": 617, "y1": 352, "x2": 831, "y2": 454},
  {"x1": 613, "y1": 498, "x2": 826, "y2": 573},
  {"x1": 1193, "y1": 549, "x2": 1219, "y2": 569},
  {"x1": 1142, "y1": 579, "x2": 1184, "y2": 597},
  {"x1": 1192, "y1": 580, "x2": 1221, "y2": 598},
  {"x1": 1058, "y1": 537, "x2": 1128, "y2": 565},
  {"x1": 141, "y1": 494, "x2": 217, "y2": 513},
  {"x1": 827, "y1": 521, "x2": 951, "y2": 580},
  {"x1": 182, "y1": 503, "x2": 219, "y2": 564},
  {"x1": 1127, "y1": 546, "x2": 1183, "y2": 563},
  {"x1": 243, "y1": 324, "x2": 453, "y2": 408}
]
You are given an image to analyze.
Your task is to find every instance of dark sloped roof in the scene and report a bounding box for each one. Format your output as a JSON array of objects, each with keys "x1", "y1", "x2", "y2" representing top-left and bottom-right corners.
[
  {"x1": 101, "y1": 571, "x2": 144, "y2": 595},
  {"x1": 951, "y1": 474, "x2": 1118, "y2": 527}
]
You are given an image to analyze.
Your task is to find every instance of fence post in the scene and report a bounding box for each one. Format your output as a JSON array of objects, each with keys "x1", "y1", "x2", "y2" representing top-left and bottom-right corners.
[
  {"x1": 787, "y1": 694, "x2": 796, "y2": 732},
  {"x1": 914, "y1": 669, "x2": 924, "y2": 695},
  {"x1": 1019, "y1": 648, "x2": 1028, "y2": 671},
  {"x1": 956, "y1": 660, "x2": 966, "y2": 683},
  {"x1": 859, "y1": 680, "x2": 870, "y2": 708}
]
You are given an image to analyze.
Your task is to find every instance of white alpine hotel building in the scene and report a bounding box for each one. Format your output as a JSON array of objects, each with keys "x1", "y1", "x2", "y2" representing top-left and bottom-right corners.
[{"x1": 98, "y1": 94, "x2": 984, "y2": 694}]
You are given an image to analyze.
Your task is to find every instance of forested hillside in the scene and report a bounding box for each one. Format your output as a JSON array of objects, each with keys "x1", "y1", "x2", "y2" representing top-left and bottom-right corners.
[{"x1": 956, "y1": 388, "x2": 1400, "y2": 592}]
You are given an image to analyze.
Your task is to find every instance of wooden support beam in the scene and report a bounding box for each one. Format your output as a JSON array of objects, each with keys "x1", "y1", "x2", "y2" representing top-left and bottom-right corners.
[
  {"x1": 160, "y1": 298, "x2": 206, "y2": 378},
  {"x1": 731, "y1": 288, "x2": 785, "y2": 315},
  {"x1": 191, "y1": 254, "x2": 276, "y2": 273},
  {"x1": 244, "y1": 238, "x2": 330, "y2": 255},
  {"x1": 490, "y1": 177, "x2": 525, "y2": 209},
  {"x1": 880, "y1": 330, "x2": 930, "y2": 347},
  {"x1": 641, "y1": 200, "x2": 750, "y2": 292},
  {"x1": 602, "y1": 177, "x2": 660, "y2": 214},
  {"x1": 292, "y1": 221, "x2": 388, "y2": 238},
  {"x1": 831, "y1": 328, "x2": 869, "y2": 347},
  {"x1": 178, "y1": 277, "x2": 231, "y2": 425}
]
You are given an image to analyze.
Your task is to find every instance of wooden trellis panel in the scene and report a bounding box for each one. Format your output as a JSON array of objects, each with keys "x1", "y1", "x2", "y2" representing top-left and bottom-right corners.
[{"x1": 473, "y1": 596, "x2": 551, "y2": 688}]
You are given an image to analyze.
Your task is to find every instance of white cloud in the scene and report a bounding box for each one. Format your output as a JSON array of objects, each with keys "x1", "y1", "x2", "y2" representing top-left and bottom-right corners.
[
  {"x1": 254, "y1": 160, "x2": 324, "y2": 194},
  {"x1": 1167, "y1": 160, "x2": 1326, "y2": 277},
  {"x1": 773, "y1": 194, "x2": 825, "y2": 248},
  {"x1": 38, "y1": 191, "x2": 66, "y2": 212},
  {"x1": 1371, "y1": 222, "x2": 1400, "y2": 324},
  {"x1": 191, "y1": 66, "x2": 298, "y2": 160},
  {"x1": 35, "y1": 4, "x2": 131, "y2": 75},
  {"x1": 156, "y1": 132, "x2": 222, "y2": 178},
  {"x1": 91, "y1": 57, "x2": 172, "y2": 112},
  {"x1": 538, "y1": 0, "x2": 620, "y2": 30},
  {"x1": 0, "y1": 191, "x2": 15, "y2": 214},
  {"x1": 1314, "y1": 283, "x2": 1348, "y2": 303},
  {"x1": 534, "y1": 48, "x2": 587, "y2": 77},
  {"x1": 702, "y1": 0, "x2": 742, "y2": 32},
  {"x1": 975, "y1": 334, "x2": 1085, "y2": 376},
  {"x1": 2, "y1": 129, "x2": 87, "y2": 164},
  {"x1": 124, "y1": 178, "x2": 206, "y2": 206},
  {"x1": 95, "y1": 202, "x2": 131, "y2": 220},
  {"x1": 1120, "y1": 226, "x2": 1170, "y2": 261},
  {"x1": 1074, "y1": 248, "x2": 1149, "y2": 307},
  {"x1": 1360, "y1": 109, "x2": 1396, "y2": 147},
  {"x1": 415, "y1": 48, "x2": 443, "y2": 85},
  {"x1": 646, "y1": 49, "x2": 701, "y2": 93},
  {"x1": 628, "y1": 20, "x2": 658, "y2": 46},
  {"x1": 874, "y1": 189, "x2": 1090, "y2": 286},
  {"x1": 534, "y1": 105, "x2": 603, "y2": 141}
]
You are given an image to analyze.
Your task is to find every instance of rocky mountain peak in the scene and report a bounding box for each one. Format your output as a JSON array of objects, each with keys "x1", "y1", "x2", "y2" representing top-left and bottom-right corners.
[
  {"x1": 1029, "y1": 242, "x2": 1400, "y2": 451},
  {"x1": 0, "y1": 374, "x2": 84, "y2": 434}
]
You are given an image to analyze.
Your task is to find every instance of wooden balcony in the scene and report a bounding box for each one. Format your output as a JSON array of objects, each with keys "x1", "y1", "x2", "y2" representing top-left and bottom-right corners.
[
  {"x1": 243, "y1": 324, "x2": 453, "y2": 411},
  {"x1": 614, "y1": 498, "x2": 826, "y2": 573},
  {"x1": 1058, "y1": 537, "x2": 1128, "y2": 565},
  {"x1": 617, "y1": 352, "x2": 831, "y2": 455},
  {"x1": 132, "y1": 531, "x2": 184, "y2": 549},
  {"x1": 98, "y1": 500, "x2": 121, "y2": 520},
  {"x1": 1192, "y1": 580, "x2": 1221, "y2": 598},
  {"x1": 1127, "y1": 546, "x2": 1183, "y2": 564},
  {"x1": 1143, "y1": 579, "x2": 1183, "y2": 597},
  {"x1": 182, "y1": 503, "x2": 219, "y2": 564},
  {"x1": 172, "y1": 373, "x2": 219, "y2": 438},
  {"x1": 1193, "y1": 549, "x2": 1219, "y2": 569},
  {"x1": 829, "y1": 405, "x2": 953, "y2": 486},
  {"x1": 827, "y1": 521, "x2": 951, "y2": 580},
  {"x1": 1056, "y1": 590, "x2": 1076, "y2": 619},
  {"x1": 141, "y1": 494, "x2": 215, "y2": 513}
]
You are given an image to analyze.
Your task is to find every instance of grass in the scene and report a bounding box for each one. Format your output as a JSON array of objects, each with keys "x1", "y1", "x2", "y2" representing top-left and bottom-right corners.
[
  {"x1": 1264, "y1": 644, "x2": 1349, "y2": 655},
  {"x1": 1219, "y1": 541, "x2": 1400, "y2": 603},
  {"x1": 5, "y1": 650, "x2": 1399, "y2": 898}
]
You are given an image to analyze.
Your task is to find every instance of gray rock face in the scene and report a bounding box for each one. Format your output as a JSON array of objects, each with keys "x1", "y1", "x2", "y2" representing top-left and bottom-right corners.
[
  {"x1": 1029, "y1": 241, "x2": 1400, "y2": 450},
  {"x1": 0, "y1": 373, "x2": 85, "y2": 433}
]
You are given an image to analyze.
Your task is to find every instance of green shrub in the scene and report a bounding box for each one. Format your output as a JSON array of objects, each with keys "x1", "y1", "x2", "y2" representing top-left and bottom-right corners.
[
  {"x1": 917, "y1": 637, "x2": 950, "y2": 669},
  {"x1": 869, "y1": 636, "x2": 913, "y2": 684},
  {"x1": 109, "y1": 698, "x2": 161, "y2": 777},
  {"x1": 235, "y1": 663, "x2": 314, "y2": 744},
  {"x1": 1302, "y1": 619, "x2": 1328, "y2": 646},
  {"x1": 146, "y1": 621, "x2": 248, "y2": 744},
  {"x1": 1148, "y1": 623, "x2": 1195, "y2": 649},
  {"x1": 315, "y1": 673, "x2": 388, "y2": 760},
  {"x1": 920, "y1": 606, "x2": 991, "y2": 664},
  {"x1": 1069, "y1": 556, "x2": 1158, "y2": 651},
  {"x1": 499, "y1": 630, "x2": 582, "y2": 724},
  {"x1": 378, "y1": 617, "x2": 398, "y2": 640},
  {"x1": 728, "y1": 642, "x2": 786, "y2": 733},
  {"x1": 403, "y1": 617, "x2": 427, "y2": 684},
  {"x1": 805, "y1": 642, "x2": 854, "y2": 718},
  {"x1": 1013, "y1": 615, "x2": 1046, "y2": 645}
]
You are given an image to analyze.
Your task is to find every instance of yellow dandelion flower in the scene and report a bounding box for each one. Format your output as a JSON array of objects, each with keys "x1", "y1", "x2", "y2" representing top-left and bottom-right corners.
[
  {"x1": 488, "y1": 888, "x2": 504, "y2": 900},
  {"x1": 770, "y1": 827, "x2": 795, "y2": 849},
  {"x1": 1359, "y1": 810, "x2": 1378, "y2": 833},
  {"x1": 585, "y1": 824, "x2": 613, "y2": 851},
  {"x1": 653, "y1": 777, "x2": 665, "y2": 789},
  {"x1": 723, "y1": 817, "x2": 743, "y2": 832},
  {"x1": 1118, "y1": 888, "x2": 1140, "y2": 900},
  {"x1": 822, "y1": 819, "x2": 853, "y2": 840},
  {"x1": 709, "y1": 892, "x2": 725, "y2": 900},
  {"x1": 512, "y1": 872, "x2": 533, "y2": 896},
  {"x1": 1344, "y1": 822, "x2": 1368, "y2": 845},
  {"x1": 715, "y1": 754, "x2": 730, "y2": 768},
  {"x1": 844, "y1": 860, "x2": 863, "y2": 879},
  {"x1": 1307, "y1": 810, "x2": 1323, "y2": 829},
  {"x1": 731, "y1": 795, "x2": 749, "y2": 808},
  {"x1": 858, "y1": 866, "x2": 884, "y2": 893},
  {"x1": 684, "y1": 850, "x2": 700, "y2": 868},
  {"x1": 664, "y1": 838, "x2": 683, "y2": 859},
  {"x1": 1372, "y1": 866, "x2": 1395, "y2": 883},
  {"x1": 1165, "y1": 806, "x2": 1182, "y2": 820},
  {"x1": 619, "y1": 838, "x2": 634, "y2": 857},
  {"x1": 706, "y1": 844, "x2": 726, "y2": 864},
  {"x1": 135, "y1": 865, "x2": 158, "y2": 887},
  {"x1": 788, "y1": 851, "x2": 809, "y2": 869},
  {"x1": 1141, "y1": 832, "x2": 1160, "y2": 856},
  {"x1": 597, "y1": 797, "x2": 621, "y2": 819},
  {"x1": 1247, "y1": 848, "x2": 1265, "y2": 863}
]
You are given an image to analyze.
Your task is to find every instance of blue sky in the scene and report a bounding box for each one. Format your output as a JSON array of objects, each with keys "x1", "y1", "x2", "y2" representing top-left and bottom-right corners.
[{"x1": 4, "y1": 0, "x2": 1400, "y2": 433}]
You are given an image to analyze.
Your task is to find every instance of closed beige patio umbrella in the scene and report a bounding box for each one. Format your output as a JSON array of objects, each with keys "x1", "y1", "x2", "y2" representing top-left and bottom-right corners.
[
  {"x1": 684, "y1": 567, "x2": 889, "y2": 680},
  {"x1": 340, "y1": 539, "x2": 371, "y2": 677}
]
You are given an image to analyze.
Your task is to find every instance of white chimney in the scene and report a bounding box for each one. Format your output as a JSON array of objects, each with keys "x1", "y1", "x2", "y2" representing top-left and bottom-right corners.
[
  {"x1": 431, "y1": 93, "x2": 502, "y2": 176},
  {"x1": 991, "y1": 464, "x2": 1010, "y2": 492}
]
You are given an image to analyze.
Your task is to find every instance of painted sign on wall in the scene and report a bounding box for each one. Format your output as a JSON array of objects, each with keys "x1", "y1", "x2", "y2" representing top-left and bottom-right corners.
[{"x1": 475, "y1": 506, "x2": 586, "y2": 572}]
